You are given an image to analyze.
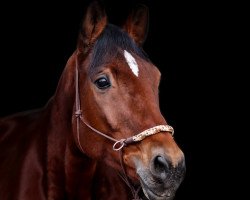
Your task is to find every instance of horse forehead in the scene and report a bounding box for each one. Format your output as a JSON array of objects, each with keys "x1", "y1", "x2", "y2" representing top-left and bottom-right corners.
[{"x1": 123, "y1": 50, "x2": 139, "y2": 77}]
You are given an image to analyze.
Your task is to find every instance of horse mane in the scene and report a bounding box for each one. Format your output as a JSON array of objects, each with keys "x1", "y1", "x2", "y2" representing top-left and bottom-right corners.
[{"x1": 89, "y1": 24, "x2": 150, "y2": 74}]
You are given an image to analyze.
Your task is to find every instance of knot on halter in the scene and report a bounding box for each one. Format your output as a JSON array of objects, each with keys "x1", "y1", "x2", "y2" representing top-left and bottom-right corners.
[
  {"x1": 113, "y1": 139, "x2": 126, "y2": 151},
  {"x1": 75, "y1": 110, "x2": 82, "y2": 118}
]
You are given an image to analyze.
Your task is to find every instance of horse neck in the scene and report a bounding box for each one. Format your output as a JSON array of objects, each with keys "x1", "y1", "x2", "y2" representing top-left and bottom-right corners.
[
  {"x1": 46, "y1": 53, "x2": 76, "y2": 155},
  {"x1": 51, "y1": 52, "x2": 76, "y2": 124},
  {"x1": 46, "y1": 52, "x2": 97, "y2": 198}
]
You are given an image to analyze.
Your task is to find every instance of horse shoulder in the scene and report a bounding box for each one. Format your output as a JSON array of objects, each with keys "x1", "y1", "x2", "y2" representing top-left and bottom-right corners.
[{"x1": 0, "y1": 109, "x2": 48, "y2": 200}]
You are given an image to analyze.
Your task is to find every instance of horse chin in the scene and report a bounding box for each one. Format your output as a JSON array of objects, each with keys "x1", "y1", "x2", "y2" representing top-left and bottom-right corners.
[
  {"x1": 140, "y1": 179, "x2": 175, "y2": 200},
  {"x1": 139, "y1": 179, "x2": 175, "y2": 200}
]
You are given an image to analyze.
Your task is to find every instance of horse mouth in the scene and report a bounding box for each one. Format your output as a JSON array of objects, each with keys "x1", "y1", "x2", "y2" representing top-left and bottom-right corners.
[{"x1": 139, "y1": 179, "x2": 175, "y2": 200}]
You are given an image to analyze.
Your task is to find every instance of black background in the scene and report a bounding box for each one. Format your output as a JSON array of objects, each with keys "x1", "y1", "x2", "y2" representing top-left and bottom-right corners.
[{"x1": 0, "y1": 0, "x2": 240, "y2": 199}]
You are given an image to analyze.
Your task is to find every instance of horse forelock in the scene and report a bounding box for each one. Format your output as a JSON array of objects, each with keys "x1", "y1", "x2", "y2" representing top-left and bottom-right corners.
[{"x1": 88, "y1": 24, "x2": 149, "y2": 75}]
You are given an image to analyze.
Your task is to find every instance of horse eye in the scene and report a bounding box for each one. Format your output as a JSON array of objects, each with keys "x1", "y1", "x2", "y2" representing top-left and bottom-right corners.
[{"x1": 94, "y1": 77, "x2": 111, "y2": 89}]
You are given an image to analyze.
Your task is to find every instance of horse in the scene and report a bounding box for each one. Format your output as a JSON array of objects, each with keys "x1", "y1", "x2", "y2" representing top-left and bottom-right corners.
[{"x1": 0, "y1": 2, "x2": 185, "y2": 200}]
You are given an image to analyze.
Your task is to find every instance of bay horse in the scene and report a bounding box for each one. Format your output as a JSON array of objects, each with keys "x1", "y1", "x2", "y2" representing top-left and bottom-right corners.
[{"x1": 0, "y1": 2, "x2": 185, "y2": 200}]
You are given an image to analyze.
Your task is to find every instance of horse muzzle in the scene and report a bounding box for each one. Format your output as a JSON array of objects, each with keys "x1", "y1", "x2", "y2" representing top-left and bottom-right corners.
[{"x1": 137, "y1": 155, "x2": 186, "y2": 200}]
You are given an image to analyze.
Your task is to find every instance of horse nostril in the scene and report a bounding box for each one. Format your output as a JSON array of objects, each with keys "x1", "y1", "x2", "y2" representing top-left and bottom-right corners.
[{"x1": 152, "y1": 155, "x2": 169, "y2": 179}]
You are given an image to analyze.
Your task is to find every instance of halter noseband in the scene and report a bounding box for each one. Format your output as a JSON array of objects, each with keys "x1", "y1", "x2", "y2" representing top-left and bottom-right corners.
[{"x1": 74, "y1": 63, "x2": 174, "y2": 151}]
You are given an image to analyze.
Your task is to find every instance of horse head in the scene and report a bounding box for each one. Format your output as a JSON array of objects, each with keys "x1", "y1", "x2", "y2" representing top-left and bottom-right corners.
[{"x1": 72, "y1": 2, "x2": 185, "y2": 199}]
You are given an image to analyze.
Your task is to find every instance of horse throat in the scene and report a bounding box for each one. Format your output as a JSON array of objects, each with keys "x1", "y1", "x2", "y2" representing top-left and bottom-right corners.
[{"x1": 65, "y1": 147, "x2": 97, "y2": 199}]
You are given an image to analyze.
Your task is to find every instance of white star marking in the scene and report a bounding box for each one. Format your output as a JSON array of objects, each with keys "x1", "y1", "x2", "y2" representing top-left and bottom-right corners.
[{"x1": 124, "y1": 50, "x2": 139, "y2": 77}]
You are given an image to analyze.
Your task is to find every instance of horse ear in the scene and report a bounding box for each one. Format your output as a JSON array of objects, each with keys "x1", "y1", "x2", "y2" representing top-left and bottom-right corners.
[
  {"x1": 78, "y1": 1, "x2": 107, "y2": 53},
  {"x1": 123, "y1": 5, "x2": 149, "y2": 46}
]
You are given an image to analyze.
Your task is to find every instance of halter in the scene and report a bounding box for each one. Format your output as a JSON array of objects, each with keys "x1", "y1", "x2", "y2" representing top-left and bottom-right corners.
[{"x1": 74, "y1": 59, "x2": 174, "y2": 199}]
